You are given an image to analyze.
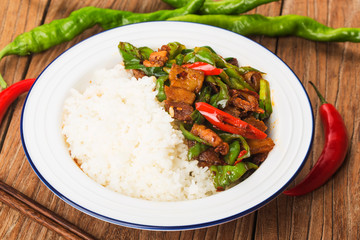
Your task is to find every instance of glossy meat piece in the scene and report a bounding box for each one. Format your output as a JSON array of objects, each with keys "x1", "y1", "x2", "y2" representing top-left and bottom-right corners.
[
  {"x1": 164, "y1": 100, "x2": 193, "y2": 122},
  {"x1": 243, "y1": 116, "x2": 267, "y2": 132},
  {"x1": 226, "y1": 57, "x2": 239, "y2": 67},
  {"x1": 230, "y1": 89, "x2": 264, "y2": 114},
  {"x1": 190, "y1": 124, "x2": 229, "y2": 155},
  {"x1": 164, "y1": 86, "x2": 196, "y2": 105},
  {"x1": 132, "y1": 69, "x2": 146, "y2": 79},
  {"x1": 197, "y1": 148, "x2": 224, "y2": 168},
  {"x1": 143, "y1": 50, "x2": 168, "y2": 67},
  {"x1": 244, "y1": 71, "x2": 262, "y2": 92},
  {"x1": 169, "y1": 64, "x2": 205, "y2": 93},
  {"x1": 223, "y1": 105, "x2": 241, "y2": 118},
  {"x1": 247, "y1": 138, "x2": 275, "y2": 155}
]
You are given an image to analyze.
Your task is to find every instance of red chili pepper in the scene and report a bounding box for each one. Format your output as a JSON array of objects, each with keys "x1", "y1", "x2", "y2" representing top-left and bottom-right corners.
[
  {"x1": 182, "y1": 62, "x2": 223, "y2": 76},
  {"x1": 195, "y1": 102, "x2": 267, "y2": 139},
  {"x1": 0, "y1": 79, "x2": 35, "y2": 124},
  {"x1": 234, "y1": 150, "x2": 248, "y2": 165},
  {"x1": 283, "y1": 82, "x2": 349, "y2": 196}
]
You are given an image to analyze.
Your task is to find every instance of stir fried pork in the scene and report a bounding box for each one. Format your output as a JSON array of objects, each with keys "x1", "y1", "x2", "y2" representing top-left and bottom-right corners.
[
  {"x1": 197, "y1": 148, "x2": 224, "y2": 168},
  {"x1": 143, "y1": 50, "x2": 168, "y2": 67},
  {"x1": 169, "y1": 64, "x2": 205, "y2": 93},
  {"x1": 229, "y1": 89, "x2": 264, "y2": 114},
  {"x1": 164, "y1": 100, "x2": 193, "y2": 122},
  {"x1": 190, "y1": 124, "x2": 229, "y2": 155},
  {"x1": 244, "y1": 71, "x2": 262, "y2": 92},
  {"x1": 132, "y1": 69, "x2": 146, "y2": 79},
  {"x1": 247, "y1": 138, "x2": 275, "y2": 155},
  {"x1": 164, "y1": 86, "x2": 196, "y2": 105},
  {"x1": 243, "y1": 116, "x2": 267, "y2": 132}
]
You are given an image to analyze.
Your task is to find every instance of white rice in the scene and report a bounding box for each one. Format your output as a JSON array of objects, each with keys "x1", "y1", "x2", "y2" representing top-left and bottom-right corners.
[{"x1": 61, "y1": 63, "x2": 216, "y2": 201}]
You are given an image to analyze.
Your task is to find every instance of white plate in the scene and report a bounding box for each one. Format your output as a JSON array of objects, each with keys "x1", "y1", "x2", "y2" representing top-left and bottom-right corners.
[{"x1": 21, "y1": 21, "x2": 314, "y2": 230}]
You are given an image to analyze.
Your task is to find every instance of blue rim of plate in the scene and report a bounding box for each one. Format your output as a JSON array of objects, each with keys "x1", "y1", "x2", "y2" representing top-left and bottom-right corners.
[{"x1": 20, "y1": 21, "x2": 314, "y2": 231}]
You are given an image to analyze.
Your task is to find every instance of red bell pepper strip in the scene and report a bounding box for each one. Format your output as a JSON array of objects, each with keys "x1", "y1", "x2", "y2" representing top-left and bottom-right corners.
[
  {"x1": 195, "y1": 102, "x2": 267, "y2": 139},
  {"x1": 0, "y1": 78, "x2": 35, "y2": 124},
  {"x1": 283, "y1": 82, "x2": 349, "y2": 196},
  {"x1": 182, "y1": 62, "x2": 223, "y2": 76}
]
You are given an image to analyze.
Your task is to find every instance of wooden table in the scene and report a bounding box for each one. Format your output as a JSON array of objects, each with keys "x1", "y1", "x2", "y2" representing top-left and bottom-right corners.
[{"x1": 0, "y1": 0, "x2": 359, "y2": 239}]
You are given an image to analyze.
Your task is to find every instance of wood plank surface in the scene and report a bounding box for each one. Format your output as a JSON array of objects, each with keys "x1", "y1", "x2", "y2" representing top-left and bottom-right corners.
[{"x1": 0, "y1": 0, "x2": 359, "y2": 239}]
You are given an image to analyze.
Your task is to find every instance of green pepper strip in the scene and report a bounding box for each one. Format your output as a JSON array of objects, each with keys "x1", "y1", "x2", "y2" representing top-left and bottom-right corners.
[
  {"x1": 187, "y1": 142, "x2": 210, "y2": 160},
  {"x1": 224, "y1": 63, "x2": 256, "y2": 91},
  {"x1": 155, "y1": 76, "x2": 169, "y2": 102},
  {"x1": 167, "y1": 42, "x2": 186, "y2": 60},
  {"x1": 191, "y1": 85, "x2": 212, "y2": 124},
  {"x1": 210, "y1": 162, "x2": 258, "y2": 190},
  {"x1": 223, "y1": 141, "x2": 241, "y2": 165},
  {"x1": 219, "y1": 133, "x2": 251, "y2": 161},
  {"x1": 162, "y1": 0, "x2": 278, "y2": 15},
  {"x1": 169, "y1": 14, "x2": 360, "y2": 43},
  {"x1": 179, "y1": 122, "x2": 212, "y2": 145},
  {"x1": 175, "y1": 53, "x2": 185, "y2": 65},
  {"x1": 118, "y1": 42, "x2": 168, "y2": 77},
  {"x1": 0, "y1": 0, "x2": 204, "y2": 88},
  {"x1": 237, "y1": 66, "x2": 263, "y2": 75},
  {"x1": 258, "y1": 79, "x2": 272, "y2": 120},
  {"x1": 206, "y1": 76, "x2": 229, "y2": 108}
]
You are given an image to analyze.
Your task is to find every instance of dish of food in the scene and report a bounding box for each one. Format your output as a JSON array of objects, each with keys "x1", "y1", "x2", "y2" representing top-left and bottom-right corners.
[
  {"x1": 21, "y1": 22, "x2": 313, "y2": 230},
  {"x1": 61, "y1": 41, "x2": 275, "y2": 201}
]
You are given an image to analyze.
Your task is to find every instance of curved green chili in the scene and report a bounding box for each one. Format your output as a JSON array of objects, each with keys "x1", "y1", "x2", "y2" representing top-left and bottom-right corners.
[
  {"x1": 210, "y1": 162, "x2": 258, "y2": 190},
  {"x1": 155, "y1": 75, "x2": 169, "y2": 102},
  {"x1": 162, "y1": 0, "x2": 278, "y2": 15},
  {"x1": 206, "y1": 76, "x2": 230, "y2": 108},
  {"x1": 258, "y1": 79, "x2": 272, "y2": 120},
  {"x1": 191, "y1": 85, "x2": 212, "y2": 124},
  {"x1": 0, "y1": 0, "x2": 204, "y2": 88},
  {"x1": 169, "y1": 14, "x2": 360, "y2": 42},
  {"x1": 223, "y1": 140, "x2": 241, "y2": 165},
  {"x1": 187, "y1": 142, "x2": 210, "y2": 160},
  {"x1": 219, "y1": 133, "x2": 251, "y2": 161}
]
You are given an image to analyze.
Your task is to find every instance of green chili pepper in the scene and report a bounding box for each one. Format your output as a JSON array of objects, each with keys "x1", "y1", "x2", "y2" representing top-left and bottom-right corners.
[
  {"x1": 169, "y1": 14, "x2": 360, "y2": 43},
  {"x1": 187, "y1": 142, "x2": 210, "y2": 160},
  {"x1": 191, "y1": 85, "x2": 212, "y2": 124},
  {"x1": 162, "y1": 0, "x2": 278, "y2": 15},
  {"x1": 258, "y1": 79, "x2": 272, "y2": 120},
  {"x1": 183, "y1": 47, "x2": 221, "y2": 66},
  {"x1": 118, "y1": 42, "x2": 169, "y2": 77},
  {"x1": 210, "y1": 162, "x2": 258, "y2": 190},
  {"x1": 138, "y1": 46, "x2": 154, "y2": 60},
  {"x1": 224, "y1": 63, "x2": 256, "y2": 91},
  {"x1": 219, "y1": 133, "x2": 251, "y2": 161},
  {"x1": 167, "y1": 42, "x2": 186, "y2": 59},
  {"x1": 237, "y1": 66, "x2": 263, "y2": 75},
  {"x1": 155, "y1": 75, "x2": 169, "y2": 102},
  {"x1": 0, "y1": 0, "x2": 204, "y2": 88},
  {"x1": 218, "y1": 71, "x2": 234, "y2": 88},
  {"x1": 175, "y1": 53, "x2": 185, "y2": 65},
  {"x1": 179, "y1": 122, "x2": 212, "y2": 145},
  {"x1": 223, "y1": 141, "x2": 241, "y2": 165},
  {"x1": 206, "y1": 76, "x2": 229, "y2": 109}
]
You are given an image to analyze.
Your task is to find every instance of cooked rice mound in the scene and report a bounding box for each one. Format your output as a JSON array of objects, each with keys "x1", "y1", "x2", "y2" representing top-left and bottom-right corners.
[{"x1": 61, "y1": 64, "x2": 216, "y2": 201}]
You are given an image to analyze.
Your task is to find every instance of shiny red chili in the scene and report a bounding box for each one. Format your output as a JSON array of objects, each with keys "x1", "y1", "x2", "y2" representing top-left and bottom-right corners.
[
  {"x1": 283, "y1": 81, "x2": 349, "y2": 196},
  {"x1": 182, "y1": 62, "x2": 223, "y2": 75},
  {"x1": 0, "y1": 79, "x2": 35, "y2": 124},
  {"x1": 195, "y1": 102, "x2": 267, "y2": 139}
]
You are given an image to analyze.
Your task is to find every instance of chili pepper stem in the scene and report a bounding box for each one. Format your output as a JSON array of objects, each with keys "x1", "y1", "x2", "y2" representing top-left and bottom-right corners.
[{"x1": 309, "y1": 81, "x2": 327, "y2": 104}]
